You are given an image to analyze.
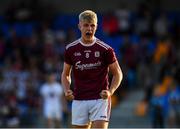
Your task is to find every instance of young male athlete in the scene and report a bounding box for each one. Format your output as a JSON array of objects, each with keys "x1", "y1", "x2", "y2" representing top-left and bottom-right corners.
[{"x1": 61, "y1": 10, "x2": 123, "y2": 129}]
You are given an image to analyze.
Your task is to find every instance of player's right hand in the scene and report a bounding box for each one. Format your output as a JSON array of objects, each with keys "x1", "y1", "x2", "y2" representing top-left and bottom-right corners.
[
  {"x1": 100, "y1": 90, "x2": 112, "y2": 99},
  {"x1": 65, "y1": 90, "x2": 74, "y2": 101}
]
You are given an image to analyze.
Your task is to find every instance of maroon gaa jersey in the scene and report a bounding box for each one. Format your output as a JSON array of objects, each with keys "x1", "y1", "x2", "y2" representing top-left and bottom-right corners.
[{"x1": 64, "y1": 37, "x2": 117, "y2": 100}]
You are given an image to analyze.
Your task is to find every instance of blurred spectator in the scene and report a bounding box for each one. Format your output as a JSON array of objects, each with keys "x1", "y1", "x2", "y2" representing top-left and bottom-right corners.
[
  {"x1": 167, "y1": 81, "x2": 180, "y2": 128},
  {"x1": 123, "y1": 42, "x2": 139, "y2": 69},
  {"x1": 115, "y1": 3, "x2": 131, "y2": 35},
  {"x1": 154, "y1": 37, "x2": 173, "y2": 64},
  {"x1": 150, "y1": 85, "x2": 168, "y2": 128},
  {"x1": 102, "y1": 12, "x2": 119, "y2": 36},
  {"x1": 40, "y1": 72, "x2": 67, "y2": 128},
  {"x1": 134, "y1": 3, "x2": 153, "y2": 37},
  {"x1": 154, "y1": 13, "x2": 168, "y2": 38}
]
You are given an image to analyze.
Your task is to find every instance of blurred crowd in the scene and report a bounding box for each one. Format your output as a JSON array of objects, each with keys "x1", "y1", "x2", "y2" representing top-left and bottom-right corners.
[{"x1": 0, "y1": 1, "x2": 180, "y2": 128}]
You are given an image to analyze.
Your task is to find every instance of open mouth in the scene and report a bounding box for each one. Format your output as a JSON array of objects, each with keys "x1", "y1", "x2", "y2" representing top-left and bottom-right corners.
[{"x1": 86, "y1": 32, "x2": 92, "y2": 36}]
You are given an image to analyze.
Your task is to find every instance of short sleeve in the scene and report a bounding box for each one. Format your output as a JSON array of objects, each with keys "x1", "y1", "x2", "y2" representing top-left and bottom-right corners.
[
  {"x1": 64, "y1": 48, "x2": 72, "y2": 65},
  {"x1": 105, "y1": 47, "x2": 117, "y2": 65}
]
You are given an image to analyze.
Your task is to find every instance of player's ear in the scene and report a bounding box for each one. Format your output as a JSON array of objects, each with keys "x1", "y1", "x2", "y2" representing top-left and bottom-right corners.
[
  {"x1": 78, "y1": 23, "x2": 81, "y2": 30},
  {"x1": 96, "y1": 24, "x2": 98, "y2": 30}
]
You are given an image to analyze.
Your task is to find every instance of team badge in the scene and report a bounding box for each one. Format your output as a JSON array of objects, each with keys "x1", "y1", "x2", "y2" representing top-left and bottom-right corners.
[{"x1": 94, "y1": 51, "x2": 100, "y2": 57}]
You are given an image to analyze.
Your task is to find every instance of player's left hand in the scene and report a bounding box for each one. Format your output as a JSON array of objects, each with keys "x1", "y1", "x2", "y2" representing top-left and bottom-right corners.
[{"x1": 100, "y1": 90, "x2": 112, "y2": 99}]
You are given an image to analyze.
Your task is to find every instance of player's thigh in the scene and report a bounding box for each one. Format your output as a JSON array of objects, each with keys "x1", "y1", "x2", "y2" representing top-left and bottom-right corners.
[
  {"x1": 91, "y1": 120, "x2": 109, "y2": 129},
  {"x1": 72, "y1": 100, "x2": 89, "y2": 126}
]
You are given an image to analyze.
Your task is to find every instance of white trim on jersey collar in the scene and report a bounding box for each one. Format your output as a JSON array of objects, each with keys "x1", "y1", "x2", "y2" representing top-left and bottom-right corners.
[{"x1": 79, "y1": 37, "x2": 96, "y2": 47}]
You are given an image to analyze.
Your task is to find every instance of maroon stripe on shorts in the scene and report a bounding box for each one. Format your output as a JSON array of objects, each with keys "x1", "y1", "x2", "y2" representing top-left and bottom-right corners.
[{"x1": 107, "y1": 97, "x2": 111, "y2": 120}]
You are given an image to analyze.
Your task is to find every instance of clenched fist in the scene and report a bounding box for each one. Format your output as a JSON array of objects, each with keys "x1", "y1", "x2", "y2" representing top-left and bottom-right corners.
[
  {"x1": 65, "y1": 90, "x2": 74, "y2": 101},
  {"x1": 100, "y1": 90, "x2": 112, "y2": 99}
]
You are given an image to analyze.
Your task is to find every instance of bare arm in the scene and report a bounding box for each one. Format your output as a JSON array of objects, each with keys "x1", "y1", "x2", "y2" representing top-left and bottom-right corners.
[
  {"x1": 100, "y1": 61, "x2": 123, "y2": 99},
  {"x1": 61, "y1": 62, "x2": 74, "y2": 100},
  {"x1": 108, "y1": 61, "x2": 123, "y2": 94}
]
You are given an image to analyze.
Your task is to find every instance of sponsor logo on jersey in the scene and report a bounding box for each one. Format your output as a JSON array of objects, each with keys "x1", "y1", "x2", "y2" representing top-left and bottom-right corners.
[{"x1": 75, "y1": 61, "x2": 101, "y2": 71}]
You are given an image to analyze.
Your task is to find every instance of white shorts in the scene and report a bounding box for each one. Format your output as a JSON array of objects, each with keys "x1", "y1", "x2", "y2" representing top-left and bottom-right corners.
[
  {"x1": 44, "y1": 105, "x2": 62, "y2": 120},
  {"x1": 72, "y1": 98, "x2": 111, "y2": 126}
]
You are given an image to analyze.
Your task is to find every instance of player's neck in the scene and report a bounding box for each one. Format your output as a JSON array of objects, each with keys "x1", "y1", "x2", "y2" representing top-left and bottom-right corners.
[{"x1": 80, "y1": 37, "x2": 95, "y2": 45}]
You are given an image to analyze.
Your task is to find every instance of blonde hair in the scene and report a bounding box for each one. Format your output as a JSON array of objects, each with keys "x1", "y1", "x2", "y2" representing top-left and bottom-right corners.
[{"x1": 79, "y1": 10, "x2": 97, "y2": 23}]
